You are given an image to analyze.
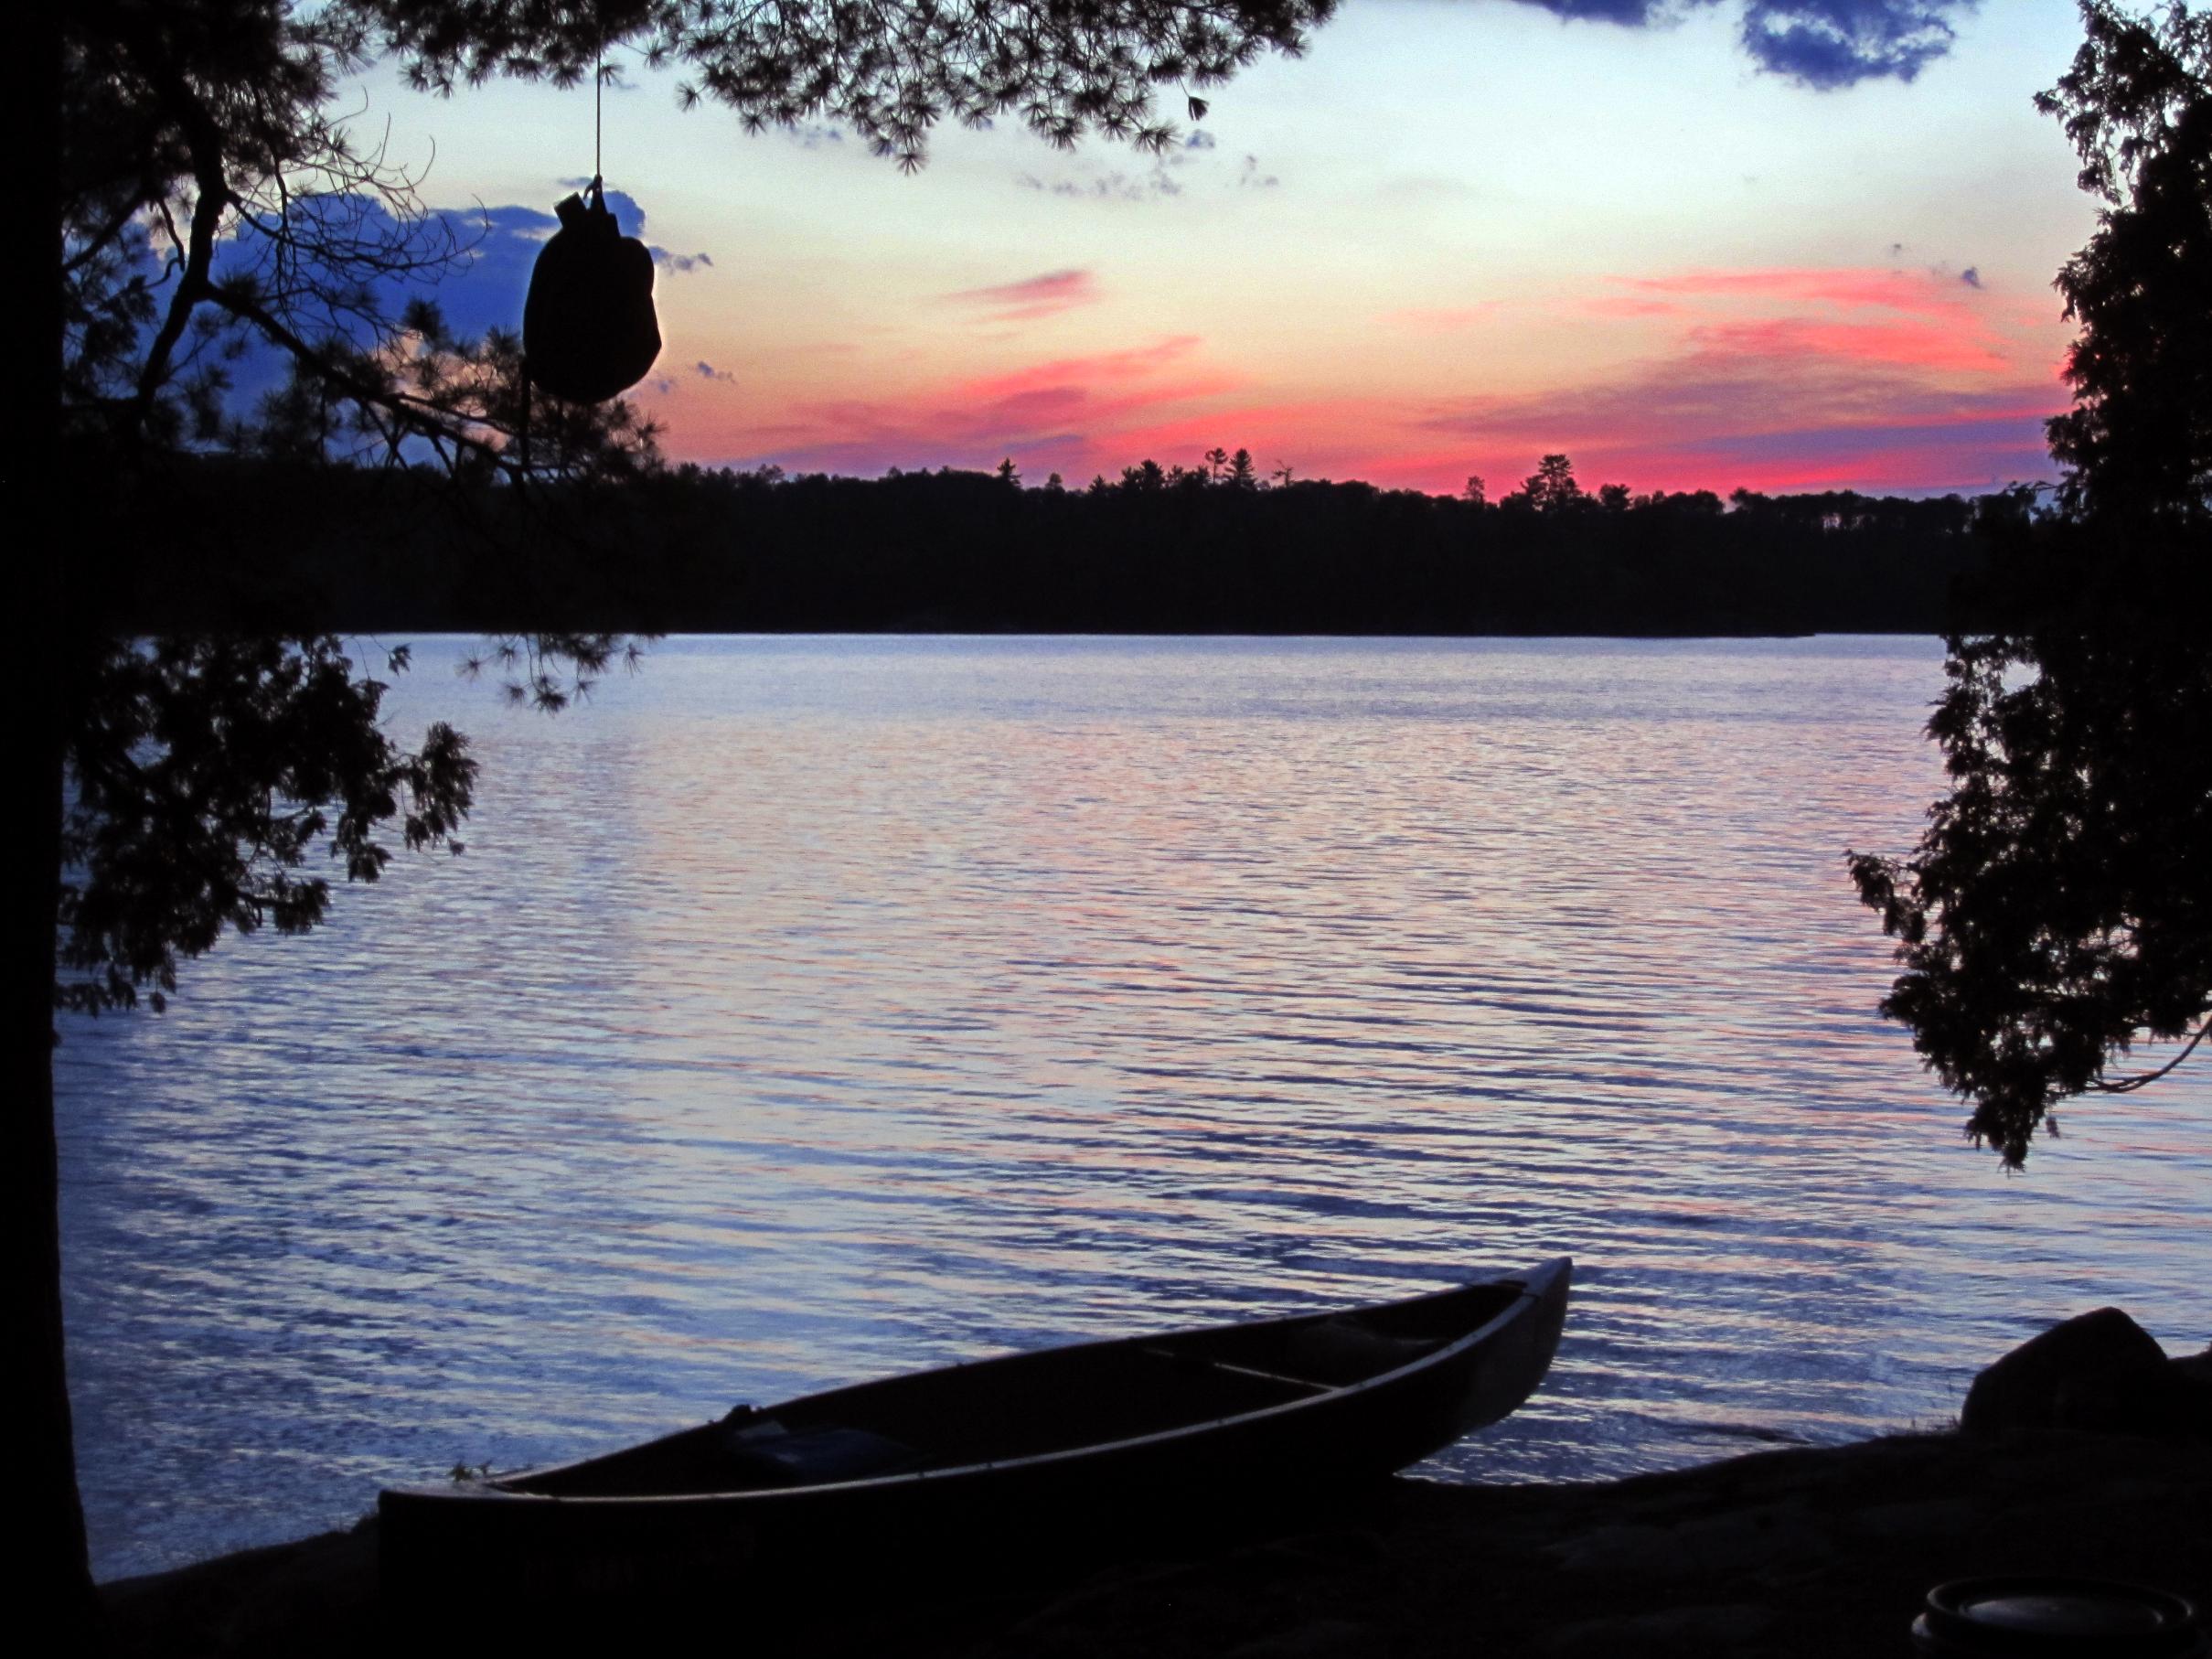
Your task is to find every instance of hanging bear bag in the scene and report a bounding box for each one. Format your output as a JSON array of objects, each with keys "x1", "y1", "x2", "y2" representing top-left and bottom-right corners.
[{"x1": 523, "y1": 177, "x2": 661, "y2": 404}]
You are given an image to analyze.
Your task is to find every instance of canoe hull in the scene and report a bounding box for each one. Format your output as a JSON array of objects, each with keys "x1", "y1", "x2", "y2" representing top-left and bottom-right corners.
[{"x1": 379, "y1": 1258, "x2": 1569, "y2": 1602}]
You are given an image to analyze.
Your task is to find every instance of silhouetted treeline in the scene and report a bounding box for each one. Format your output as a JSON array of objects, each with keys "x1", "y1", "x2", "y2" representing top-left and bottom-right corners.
[{"x1": 115, "y1": 451, "x2": 2009, "y2": 637}]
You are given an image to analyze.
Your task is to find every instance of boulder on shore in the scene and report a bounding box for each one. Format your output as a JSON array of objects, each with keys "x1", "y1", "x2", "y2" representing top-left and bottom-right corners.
[{"x1": 1961, "y1": 1307, "x2": 2211, "y2": 1441}]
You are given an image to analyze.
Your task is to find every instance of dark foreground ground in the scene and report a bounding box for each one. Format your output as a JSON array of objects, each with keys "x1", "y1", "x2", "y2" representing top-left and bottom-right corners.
[{"x1": 105, "y1": 1429, "x2": 2210, "y2": 1657}]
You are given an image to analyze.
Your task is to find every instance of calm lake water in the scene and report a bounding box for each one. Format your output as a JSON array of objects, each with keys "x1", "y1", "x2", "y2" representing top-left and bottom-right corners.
[{"x1": 58, "y1": 636, "x2": 2212, "y2": 1581}]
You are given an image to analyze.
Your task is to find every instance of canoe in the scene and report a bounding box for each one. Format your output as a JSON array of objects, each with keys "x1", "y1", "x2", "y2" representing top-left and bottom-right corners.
[{"x1": 379, "y1": 1257, "x2": 1570, "y2": 1600}]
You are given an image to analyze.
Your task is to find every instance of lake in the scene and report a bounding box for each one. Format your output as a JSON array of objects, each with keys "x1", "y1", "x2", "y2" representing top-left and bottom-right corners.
[{"x1": 56, "y1": 636, "x2": 2212, "y2": 1581}]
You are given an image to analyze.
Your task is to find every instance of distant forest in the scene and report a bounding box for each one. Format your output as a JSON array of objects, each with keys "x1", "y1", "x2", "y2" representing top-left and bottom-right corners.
[{"x1": 137, "y1": 451, "x2": 2021, "y2": 637}]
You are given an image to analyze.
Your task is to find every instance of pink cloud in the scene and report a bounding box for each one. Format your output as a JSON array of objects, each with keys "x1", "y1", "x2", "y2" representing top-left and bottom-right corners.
[
  {"x1": 702, "y1": 335, "x2": 1242, "y2": 479},
  {"x1": 1367, "y1": 260, "x2": 2063, "y2": 491},
  {"x1": 659, "y1": 256, "x2": 2073, "y2": 498},
  {"x1": 1416, "y1": 336, "x2": 2062, "y2": 495},
  {"x1": 1103, "y1": 400, "x2": 1352, "y2": 466},
  {"x1": 954, "y1": 336, "x2": 1204, "y2": 403},
  {"x1": 1591, "y1": 263, "x2": 2030, "y2": 376},
  {"x1": 1623, "y1": 266, "x2": 1989, "y2": 319},
  {"x1": 943, "y1": 268, "x2": 1099, "y2": 322},
  {"x1": 1422, "y1": 352, "x2": 2051, "y2": 446},
  {"x1": 1690, "y1": 315, "x2": 2010, "y2": 375},
  {"x1": 1579, "y1": 295, "x2": 1693, "y2": 319}
]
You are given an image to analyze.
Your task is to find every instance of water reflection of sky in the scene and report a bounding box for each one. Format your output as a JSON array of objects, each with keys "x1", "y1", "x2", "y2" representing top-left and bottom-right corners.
[{"x1": 57, "y1": 637, "x2": 2212, "y2": 1579}]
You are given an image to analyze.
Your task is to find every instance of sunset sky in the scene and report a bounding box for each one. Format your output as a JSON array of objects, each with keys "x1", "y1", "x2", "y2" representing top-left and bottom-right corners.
[{"x1": 346, "y1": 0, "x2": 2103, "y2": 497}]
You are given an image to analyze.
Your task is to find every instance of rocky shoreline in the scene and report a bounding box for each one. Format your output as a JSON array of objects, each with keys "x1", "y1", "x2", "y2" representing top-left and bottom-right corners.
[{"x1": 102, "y1": 1426, "x2": 2210, "y2": 1657}]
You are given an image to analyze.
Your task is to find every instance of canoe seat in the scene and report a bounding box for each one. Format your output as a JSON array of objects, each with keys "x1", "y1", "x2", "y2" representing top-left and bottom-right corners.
[
  {"x1": 1275, "y1": 1319, "x2": 1439, "y2": 1386},
  {"x1": 721, "y1": 1421, "x2": 924, "y2": 1488},
  {"x1": 1179, "y1": 1354, "x2": 1336, "y2": 1397}
]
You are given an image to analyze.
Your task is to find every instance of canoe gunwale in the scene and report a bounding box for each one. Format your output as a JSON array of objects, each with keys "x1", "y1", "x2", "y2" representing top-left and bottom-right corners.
[{"x1": 381, "y1": 1258, "x2": 1571, "y2": 1512}]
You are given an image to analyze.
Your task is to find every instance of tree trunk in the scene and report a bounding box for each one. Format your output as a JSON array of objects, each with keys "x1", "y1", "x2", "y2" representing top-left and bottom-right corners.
[{"x1": 15, "y1": 0, "x2": 99, "y2": 1638}]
